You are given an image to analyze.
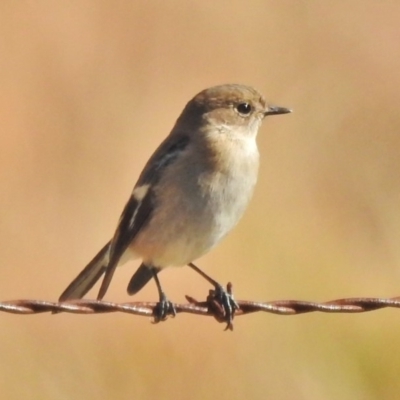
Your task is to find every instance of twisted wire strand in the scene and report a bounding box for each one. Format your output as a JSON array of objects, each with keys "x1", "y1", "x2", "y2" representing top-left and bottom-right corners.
[{"x1": 1, "y1": 295, "x2": 400, "y2": 320}]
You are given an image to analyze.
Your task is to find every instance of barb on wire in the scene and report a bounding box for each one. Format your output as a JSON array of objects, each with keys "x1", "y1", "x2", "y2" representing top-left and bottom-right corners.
[{"x1": 1, "y1": 290, "x2": 400, "y2": 329}]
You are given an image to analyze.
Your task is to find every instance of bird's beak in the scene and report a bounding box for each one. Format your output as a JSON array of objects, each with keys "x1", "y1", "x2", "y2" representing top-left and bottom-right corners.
[{"x1": 264, "y1": 105, "x2": 292, "y2": 117}]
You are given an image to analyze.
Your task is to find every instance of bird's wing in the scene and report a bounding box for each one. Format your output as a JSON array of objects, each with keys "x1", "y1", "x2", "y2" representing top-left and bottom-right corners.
[{"x1": 97, "y1": 133, "x2": 190, "y2": 299}]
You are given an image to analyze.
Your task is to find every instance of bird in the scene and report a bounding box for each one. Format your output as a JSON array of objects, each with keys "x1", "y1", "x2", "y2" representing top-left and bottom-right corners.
[{"x1": 58, "y1": 84, "x2": 291, "y2": 326}]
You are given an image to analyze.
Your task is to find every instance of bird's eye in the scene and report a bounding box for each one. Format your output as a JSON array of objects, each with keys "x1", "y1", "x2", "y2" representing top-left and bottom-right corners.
[{"x1": 236, "y1": 103, "x2": 252, "y2": 115}]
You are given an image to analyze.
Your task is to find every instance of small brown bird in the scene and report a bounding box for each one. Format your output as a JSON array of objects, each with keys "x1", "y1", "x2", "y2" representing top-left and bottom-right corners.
[{"x1": 59, "y1": 84, "x2": 291, "y2": 326}]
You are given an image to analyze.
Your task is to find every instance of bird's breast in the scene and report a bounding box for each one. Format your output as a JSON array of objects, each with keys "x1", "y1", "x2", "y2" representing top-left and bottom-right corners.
[{"x1": 131, "y1": 136, "x2": 259, "y2": 267}]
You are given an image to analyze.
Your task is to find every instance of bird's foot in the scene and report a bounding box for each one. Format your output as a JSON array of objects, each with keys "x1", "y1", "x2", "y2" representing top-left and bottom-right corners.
[
  {"x1": 152, "y1": 293, "x2": 176, "y2": 323},
  {"x1": 207, "y1": 282, "x2": 239, "y2": 331}
]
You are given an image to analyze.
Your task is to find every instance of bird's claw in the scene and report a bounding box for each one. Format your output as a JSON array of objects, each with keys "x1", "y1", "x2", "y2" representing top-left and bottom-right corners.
[
  {"x1": 152, "y1": 293, "x2": 176, "y2": 323},
  {"x1": 207, "y1": 282, "x2": 239, "y2": 331}
]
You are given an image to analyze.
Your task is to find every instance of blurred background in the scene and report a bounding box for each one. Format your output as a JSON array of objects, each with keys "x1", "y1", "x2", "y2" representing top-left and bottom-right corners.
[{"x1": 1, "y1": 1, "x2": 400, "y2": 399}]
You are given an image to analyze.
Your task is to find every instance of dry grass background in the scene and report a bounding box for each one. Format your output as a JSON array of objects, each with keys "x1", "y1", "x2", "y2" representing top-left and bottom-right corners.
[{"x1": 1, "y1": 1, "x2": 400, "y2": 399}]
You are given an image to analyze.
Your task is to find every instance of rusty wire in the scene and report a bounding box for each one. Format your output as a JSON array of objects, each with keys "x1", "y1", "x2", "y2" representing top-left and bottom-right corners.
[{"x1": 1, "y1": 292, "x2": 400, "y2": 327}]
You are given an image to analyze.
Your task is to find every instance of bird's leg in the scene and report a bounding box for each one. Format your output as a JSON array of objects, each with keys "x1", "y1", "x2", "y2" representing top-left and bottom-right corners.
[
  {"x1": 188, "y1": 262, "x2": 239, "y2": 330},
  {"x1": 152, "y1": 269, "x2": 176, "y2": 323}
]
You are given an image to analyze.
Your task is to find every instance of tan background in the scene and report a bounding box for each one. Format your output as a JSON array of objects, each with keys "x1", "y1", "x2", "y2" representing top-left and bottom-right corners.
[{"x1": 1, "y1": 1, "x2": 400, "y2": 399}]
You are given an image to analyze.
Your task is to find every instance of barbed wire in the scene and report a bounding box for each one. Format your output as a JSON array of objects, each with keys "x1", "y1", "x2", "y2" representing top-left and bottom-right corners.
[{"x1": 1, "y1": 291, "x2": 400, "y2": 329}]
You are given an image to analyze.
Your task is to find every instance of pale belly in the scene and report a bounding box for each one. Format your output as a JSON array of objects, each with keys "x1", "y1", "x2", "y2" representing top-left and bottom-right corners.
[{"x1": 129, "y1": 170, "x2": 257, "y2": 268}]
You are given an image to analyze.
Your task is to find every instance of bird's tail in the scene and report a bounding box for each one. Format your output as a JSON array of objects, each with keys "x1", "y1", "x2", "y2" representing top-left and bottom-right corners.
[
  {"x1": 127, "y1": 263, "x2": 155, "y2": 295},
  {"x1": 59, "y1": 241, "x2": 111, "y2": 301}
]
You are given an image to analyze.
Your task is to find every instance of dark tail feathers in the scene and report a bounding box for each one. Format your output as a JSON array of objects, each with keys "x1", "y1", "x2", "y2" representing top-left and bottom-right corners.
[
  {"x1": 127, "y1": 263, "x2": 156, "y2": 295},
  {"x1": 59, "y1": 241, "x2": 110, "y2": 301}
]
